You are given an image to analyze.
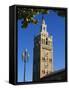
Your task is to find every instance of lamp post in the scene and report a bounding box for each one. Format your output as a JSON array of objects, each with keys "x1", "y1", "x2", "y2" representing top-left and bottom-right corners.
[{"x1": 22, "y1": 49, "x2": 30, "y2": 82}]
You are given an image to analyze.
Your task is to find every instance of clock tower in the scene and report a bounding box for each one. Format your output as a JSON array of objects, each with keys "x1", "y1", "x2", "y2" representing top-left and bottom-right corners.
[{"x1": 33, "y1": 17, "x2": 53, "y2": 81}]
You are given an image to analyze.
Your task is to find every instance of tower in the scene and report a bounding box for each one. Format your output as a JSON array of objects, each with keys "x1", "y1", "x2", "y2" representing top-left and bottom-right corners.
[{"x1": 33, "y1": 17, "x2": 53, "y2": 81}]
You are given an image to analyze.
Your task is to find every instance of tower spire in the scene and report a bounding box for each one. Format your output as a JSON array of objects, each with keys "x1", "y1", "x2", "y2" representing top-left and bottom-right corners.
[{"x1": 41, "y1": 16, "x2": 47, "y2": 32}]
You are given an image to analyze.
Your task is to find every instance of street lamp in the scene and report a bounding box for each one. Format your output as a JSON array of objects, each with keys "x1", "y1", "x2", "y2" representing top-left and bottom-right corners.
[{"x1": 22, "y1": 49, "x2": 30, "y2": 82}]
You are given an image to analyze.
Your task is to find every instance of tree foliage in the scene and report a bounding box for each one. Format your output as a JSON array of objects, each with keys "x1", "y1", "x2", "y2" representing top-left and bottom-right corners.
[{"x1": 17, "y1": 8, "x2": 66, "y2": 28}]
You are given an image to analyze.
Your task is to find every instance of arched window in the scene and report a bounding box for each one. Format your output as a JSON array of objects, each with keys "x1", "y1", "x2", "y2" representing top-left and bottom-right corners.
[
  {"x1": 43, "y1": 27, "x2": 45, "y2": 31},
  {"x1": 42, "y1": 70, "x2": 45, "y2": 74},
  {"x1": 46, "y1": 38, "x2": 48, "y2": 45}
]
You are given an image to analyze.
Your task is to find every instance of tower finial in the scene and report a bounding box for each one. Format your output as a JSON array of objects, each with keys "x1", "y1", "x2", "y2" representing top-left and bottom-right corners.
[{"x1": 41, "y1": 15, "x2": 47, "y2": 32}]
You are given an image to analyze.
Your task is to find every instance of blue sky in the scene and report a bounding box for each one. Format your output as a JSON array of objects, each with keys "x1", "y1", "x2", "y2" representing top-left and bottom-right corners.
[{"x1": 17, "y1": 10, "x2": 65, "y2": 82}]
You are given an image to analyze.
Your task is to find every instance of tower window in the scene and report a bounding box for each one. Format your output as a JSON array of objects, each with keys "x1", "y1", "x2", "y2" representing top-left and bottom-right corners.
[
  {"x1": 49, "y1": 58, "x2": 52, "y2": 62},
  {"x1": 42, "y1": 57, "x2": 45, "y2": 61},
  {"x1": 42, "y1": 70, "x2": 45, "y2": 74},
  {"x1": 43, "y1": 27, "x2": 45, "y2": 31},
  {"x1": 46, "y1": 38, "x2": 48, "y2": 45}
]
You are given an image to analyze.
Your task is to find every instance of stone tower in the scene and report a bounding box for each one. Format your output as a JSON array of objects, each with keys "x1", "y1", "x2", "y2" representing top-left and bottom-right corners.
[{"x1": 33, "y1": 17, "x2": 53, "y2": 81}]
